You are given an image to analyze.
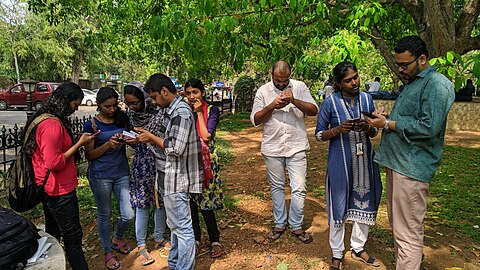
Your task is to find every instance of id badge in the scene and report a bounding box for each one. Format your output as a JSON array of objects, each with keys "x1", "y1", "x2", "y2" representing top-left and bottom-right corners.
[{"x1": 356, "y1": 142, "x2": 364, "y2": 156}]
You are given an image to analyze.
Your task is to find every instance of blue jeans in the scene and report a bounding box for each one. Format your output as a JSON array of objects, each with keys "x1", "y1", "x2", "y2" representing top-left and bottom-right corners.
[
  {"x1": 89, "y1": 175, "x2": 135, "y2": 254},
  {"x1": 163, "y1": 192, "x2": 195, "y2": 270},
  {"x1": 263, "y1": 151, "x2": 307, "y2": 231},
  {"x1": 135, "y1": 206, "x2": 167, "y2": 247}
]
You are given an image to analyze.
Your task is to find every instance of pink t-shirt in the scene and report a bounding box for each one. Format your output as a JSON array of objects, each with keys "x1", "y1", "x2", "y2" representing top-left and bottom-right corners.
[{"x1": 32, "y1": 118, "x2": 78, "y2": 196}]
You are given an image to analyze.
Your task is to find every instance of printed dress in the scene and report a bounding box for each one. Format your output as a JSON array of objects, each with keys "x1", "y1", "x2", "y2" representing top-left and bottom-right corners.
[
  {"x1": 129, "y1": 104, "x2": 164, "y2": 208},
  {"x1": 193, "y1": 105, "x2": 224, "y2": 210},
  {"x1": 315, "y1": 91, "x2": 382, "y2": 228}
]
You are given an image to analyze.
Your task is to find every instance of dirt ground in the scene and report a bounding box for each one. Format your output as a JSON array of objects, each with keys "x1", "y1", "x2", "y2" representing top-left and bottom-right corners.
[{"x1": 84, "y1": 117, "x2": 480, "y2": 270}]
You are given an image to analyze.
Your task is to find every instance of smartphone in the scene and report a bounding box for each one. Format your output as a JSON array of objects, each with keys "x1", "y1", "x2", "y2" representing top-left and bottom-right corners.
[
  {"x1": 114, "y1": 137, "x2": 126, "y2": 143},
  {"x1": 91, "y1": 130, "x2": 101, "y2": 136},
  {"x1": 349, "y1": 118, "x2": 362, "y2": 123},
  {"x1": 361, "y1": 111, "x2": 377, "y2": 119}
]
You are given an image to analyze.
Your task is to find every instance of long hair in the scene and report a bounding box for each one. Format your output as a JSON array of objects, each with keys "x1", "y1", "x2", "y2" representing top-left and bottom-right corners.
[
  {"x1": 22, "y1": 82, "x2": 84, "y2": 156},
  {"x1": 332, "y1": 61, "x2": 358, "y2": 92},
  {"x1": 96, "y1": 87, "x2": 131, "y2": 129}
]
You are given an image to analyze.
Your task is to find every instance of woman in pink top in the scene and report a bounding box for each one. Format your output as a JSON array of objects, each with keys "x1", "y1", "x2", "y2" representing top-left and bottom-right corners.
[{"x1": 24, "y1": 82, "x2": 94, "y2": 270}]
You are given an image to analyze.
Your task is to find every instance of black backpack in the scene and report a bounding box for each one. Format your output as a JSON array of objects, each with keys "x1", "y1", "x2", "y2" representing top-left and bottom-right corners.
[
  {"x1": 8, "y1": 114, "x2": 60, "y2": 212},
  {"x1": 0, "y1": 207, "x2": 40, "y2": 269}
]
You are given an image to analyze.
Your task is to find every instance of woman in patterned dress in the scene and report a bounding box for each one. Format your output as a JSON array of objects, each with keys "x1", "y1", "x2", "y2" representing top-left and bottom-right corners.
[
  {"x1": 315, "y1": 62, "x2": 382, "y2": 270},
  {"x1": 185, "y1": 78, "x2": 225, "y2": 258},
  {"x1": 123, "y1": 81, "x2": 170, "y2": 266}
]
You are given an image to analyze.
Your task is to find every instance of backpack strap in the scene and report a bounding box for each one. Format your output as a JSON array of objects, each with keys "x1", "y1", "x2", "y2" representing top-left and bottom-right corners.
[
  {"x1": 90, "y1": 117, "x2": 97, "y2": 133},
  {"x1": 23, "y1": 113, "x2": 61, "y2": 187},
  {"x1": 23, "y1": 113, "x2": 61, "y2": 145}
]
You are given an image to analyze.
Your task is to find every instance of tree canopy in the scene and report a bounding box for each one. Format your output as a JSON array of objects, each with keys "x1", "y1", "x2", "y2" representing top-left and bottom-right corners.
[{"x1": 0, "y1": 0, "x2": 477, "y2": 89}]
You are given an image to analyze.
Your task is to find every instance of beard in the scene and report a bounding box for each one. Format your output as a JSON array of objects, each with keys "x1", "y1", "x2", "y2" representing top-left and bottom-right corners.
[{"x1": 274, "y1": 84, "x2": 289, "y2": 91}]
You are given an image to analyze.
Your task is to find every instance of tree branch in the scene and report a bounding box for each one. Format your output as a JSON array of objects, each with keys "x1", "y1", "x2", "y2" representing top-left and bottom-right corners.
[
  {"x1": 370, "y1": 27, "x2": 406, "y2": 84},
  {"x1": 455, "y1": 0, "x2": 480, "y2": 43}
]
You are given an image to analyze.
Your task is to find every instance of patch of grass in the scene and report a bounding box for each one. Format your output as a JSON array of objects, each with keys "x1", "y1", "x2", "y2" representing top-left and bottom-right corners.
[
  {"x1": 222, "y1": 194, "x2": 239, "y2": 211},
  {"x1": 217, "y1": 113, "x2": 252, "y2": 132},
  {"x1": 310, "y1": 184, "x2": 325, "y2": 198},
  {"x1": 427, "y1": 145, "x2": 480, "y2": 243},
  {"x1": 216, "y1": 137, "x2": 233, "y2": 164}
]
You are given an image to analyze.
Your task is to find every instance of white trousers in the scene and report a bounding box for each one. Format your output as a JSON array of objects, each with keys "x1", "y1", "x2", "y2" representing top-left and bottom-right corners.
[{"x1": 329, "y1": 222, "x2": 369, "y2": 259}]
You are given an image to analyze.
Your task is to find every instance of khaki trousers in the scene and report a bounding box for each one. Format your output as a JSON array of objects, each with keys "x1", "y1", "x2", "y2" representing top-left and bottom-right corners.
[{"x1": 386, "y1": 168, "x2": 429, "y2": 270}]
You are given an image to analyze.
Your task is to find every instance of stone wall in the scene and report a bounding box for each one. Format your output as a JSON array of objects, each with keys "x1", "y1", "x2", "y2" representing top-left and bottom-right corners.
[{"x1": 374, "y1": 100, "x2": 480, "y2": 131}]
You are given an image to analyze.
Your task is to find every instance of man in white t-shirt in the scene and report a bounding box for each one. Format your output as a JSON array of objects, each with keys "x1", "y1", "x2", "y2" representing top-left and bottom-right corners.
[
  {"x1": 365, "y1": 77, "x2": 381, "y2": 92},
  {"x1": 250, "y1": 60, "x2": 318, "y2": 244}
]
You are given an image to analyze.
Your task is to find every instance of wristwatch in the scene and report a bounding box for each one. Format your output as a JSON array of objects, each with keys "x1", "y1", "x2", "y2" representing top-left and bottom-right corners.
[{"x1": 384, "y1": 119, "x2": 390, "y2": 131}]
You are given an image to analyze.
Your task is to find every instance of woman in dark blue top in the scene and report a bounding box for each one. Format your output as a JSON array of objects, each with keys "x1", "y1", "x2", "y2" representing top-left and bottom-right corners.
[{"x1": 83, "y1": 87, "x2": 134, "y2": 270}]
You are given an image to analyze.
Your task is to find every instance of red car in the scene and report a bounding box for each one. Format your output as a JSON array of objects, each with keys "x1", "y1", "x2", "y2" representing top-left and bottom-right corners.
[{"x1": 0, "y1": 82, "x2": 60, "y2": 110}]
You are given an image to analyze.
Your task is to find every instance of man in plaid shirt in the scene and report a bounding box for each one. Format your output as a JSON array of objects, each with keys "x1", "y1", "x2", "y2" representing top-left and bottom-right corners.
[{"x1": 136, "y1": 73, "x2": 203, "y2": 270}]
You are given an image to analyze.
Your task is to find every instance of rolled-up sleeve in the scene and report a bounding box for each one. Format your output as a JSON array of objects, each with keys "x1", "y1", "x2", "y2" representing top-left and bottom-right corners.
[
  {"x1": 36, "y1": 121, "x2": 66, "y2": 171},
  {"x1": 164, "y1": 114, "x2": 192, "y2": 157}
]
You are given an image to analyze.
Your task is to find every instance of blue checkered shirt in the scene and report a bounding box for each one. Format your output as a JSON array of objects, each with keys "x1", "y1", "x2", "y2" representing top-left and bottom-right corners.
[{"x1": 152, "y1": 95, "x2": 203, "y2": 196}]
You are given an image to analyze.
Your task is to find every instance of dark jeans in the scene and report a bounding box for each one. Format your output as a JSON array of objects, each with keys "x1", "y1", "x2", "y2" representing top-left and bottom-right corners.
[
  {"x1": 189, "y1": 199, "x2": 220, "y2": 243},
  {"x1": 43, "y1": 190, "x2": 88, "y2": 270}
]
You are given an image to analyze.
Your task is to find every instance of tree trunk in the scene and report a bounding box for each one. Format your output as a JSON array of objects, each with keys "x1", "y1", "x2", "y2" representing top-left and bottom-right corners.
[
  {"x1": 12, "y1": 43, "x2": 20, "y2": 83},
  {"x1": 422, "y1": 0, "x2": 455, "y2": 58},
  {"x1": 71, "y1": 50, "x2": 83, "y2": 83}
]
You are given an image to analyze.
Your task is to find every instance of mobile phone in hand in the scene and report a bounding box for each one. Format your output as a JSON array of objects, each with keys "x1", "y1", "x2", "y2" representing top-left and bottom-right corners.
[
  {"x1": 91, "y1": 130, "x2": 101, "y2": 136},
  {"x1": 361, "y1": 111, "x2": 377, "y2": 118}
]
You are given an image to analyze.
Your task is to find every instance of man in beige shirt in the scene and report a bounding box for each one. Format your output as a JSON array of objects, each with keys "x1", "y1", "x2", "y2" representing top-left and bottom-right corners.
[{"x1": 250, "y1": 60, "x2": 318, "y2": 243}]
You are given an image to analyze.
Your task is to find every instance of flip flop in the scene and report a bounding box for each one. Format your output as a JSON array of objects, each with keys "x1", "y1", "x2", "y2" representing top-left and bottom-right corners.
[
  {"x1": 329, "y1": 257, "x2": 343, "y2": 270},
  {"x1": 105, "y1": 252, "x2": 120, "y2": 270},
  {"x1": 351, "y1": 249, "x2": 380, "y2": 267},
  {"x1": 210, "y1": 242, "x2": 224, "y2": 258},
  {"x1": 154, "y1": 239, "x2": 172, "y2": 251},
  {"x1": 291, "y1": 230, "x2": 313, "y2": 244},
  {"x1": 111, "y1": 240, "x2": 131, "y2": 254},
  {"x1": 137, "y1": 248, "x2": 155, "y2": 266},
  {"x1": 267, "y1": 228, "x2": 286, "y2": 242}
]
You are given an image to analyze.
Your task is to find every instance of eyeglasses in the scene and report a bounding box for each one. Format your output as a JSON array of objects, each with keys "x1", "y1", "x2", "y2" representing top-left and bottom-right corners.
[
  {"x1": 125, "y1": 100, "x2": 141, "y2": 107},
  {"x1": 395, "y1": 55, "x2": 420, "y2": 70}
]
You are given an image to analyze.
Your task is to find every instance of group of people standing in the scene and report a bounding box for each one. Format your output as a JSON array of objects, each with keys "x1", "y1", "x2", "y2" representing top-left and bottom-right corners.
[
  {"x1": 28, "y1": 74, "x2": 225, "y2": 270},
  {"x1": 252, "y1": 35, "x2": 454, "y2": 270},
  {"x1": 26, "y1": 34, "x2": 454, "y2": 270}
]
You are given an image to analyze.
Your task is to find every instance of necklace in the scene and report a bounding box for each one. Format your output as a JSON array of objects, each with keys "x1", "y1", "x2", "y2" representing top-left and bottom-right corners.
[{"x1": 96, "y1": 114, "x2": 114, "y2": 124}]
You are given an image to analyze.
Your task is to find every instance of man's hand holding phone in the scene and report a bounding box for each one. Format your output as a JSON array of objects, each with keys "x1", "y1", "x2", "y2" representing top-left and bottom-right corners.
[{"x1": 280, "y1": 86, "x2": 294, "y2": 103}]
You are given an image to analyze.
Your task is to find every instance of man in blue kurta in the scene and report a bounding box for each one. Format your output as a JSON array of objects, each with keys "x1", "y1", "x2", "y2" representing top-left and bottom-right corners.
[{"x1": 366, "y1": 35, "x2": 455, "y2": 270}]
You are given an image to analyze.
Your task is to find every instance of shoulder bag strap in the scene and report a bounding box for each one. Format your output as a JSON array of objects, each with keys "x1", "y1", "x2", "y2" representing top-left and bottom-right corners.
[{"x1": 90, "y1": 117, "x2": 97, "y2": 133}]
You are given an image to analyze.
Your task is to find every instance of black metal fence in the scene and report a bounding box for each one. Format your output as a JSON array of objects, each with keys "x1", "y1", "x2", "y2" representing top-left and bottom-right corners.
[
  {"x1": 0, "y1": 115, "x2": 91, "y2": 172},
  {"x1": 0, "y1": 99, "x2": 234, "y2": 173}
]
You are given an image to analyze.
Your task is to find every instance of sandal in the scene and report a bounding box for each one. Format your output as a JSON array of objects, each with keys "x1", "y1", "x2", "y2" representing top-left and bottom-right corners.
[
  {"x1": 137, "y1": 248, "x2": 155, "y2": 266},
  {"x1": 351, "y1": 249, "x2": 380, "y2": 267},
  {"x1": 154, "y1": 239, "x2": 172, "y2": 251},
  {"x1": 210, "y1": 242, "x2": 224, "y2": 258},
  {"x1": 329, "y1": 257, "x2": 343, "y2": 270},
  {"x1": 105, "y1": 252, "x2": 120, "y2": 270},
  {"x1": 267, "y1": 228, "x2": 286, "y2": 242},
  {"x1": 291, "y1": 230, "x2": 313, "y2": 244},
  {"x1": 111, "y1": 240, "x2": 131, "y2": 254}
]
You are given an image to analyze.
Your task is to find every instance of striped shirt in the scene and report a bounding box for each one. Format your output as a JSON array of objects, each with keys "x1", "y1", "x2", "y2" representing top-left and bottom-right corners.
[{"x1": 153, "y1": 95, "x2": 203, "y2": 196}]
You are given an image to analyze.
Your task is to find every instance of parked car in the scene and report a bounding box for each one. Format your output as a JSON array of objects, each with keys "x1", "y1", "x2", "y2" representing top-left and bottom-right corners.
[
  {"x1": 82, "y1": 89, "x2": 97, "y2": 106},
  {"x1": 0, "y1": 82, "x2": 60, "y2": 110}
]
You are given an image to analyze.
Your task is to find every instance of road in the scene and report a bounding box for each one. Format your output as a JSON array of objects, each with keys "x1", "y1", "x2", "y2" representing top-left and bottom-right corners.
[{"x1": 0, "y1": 106, "x2": 97, "y2": 130}]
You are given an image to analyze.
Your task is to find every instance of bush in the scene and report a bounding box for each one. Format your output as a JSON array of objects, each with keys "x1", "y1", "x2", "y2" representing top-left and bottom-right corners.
[{"x1": 234, "y1": 75, "x2": 255, "y2": 112}]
